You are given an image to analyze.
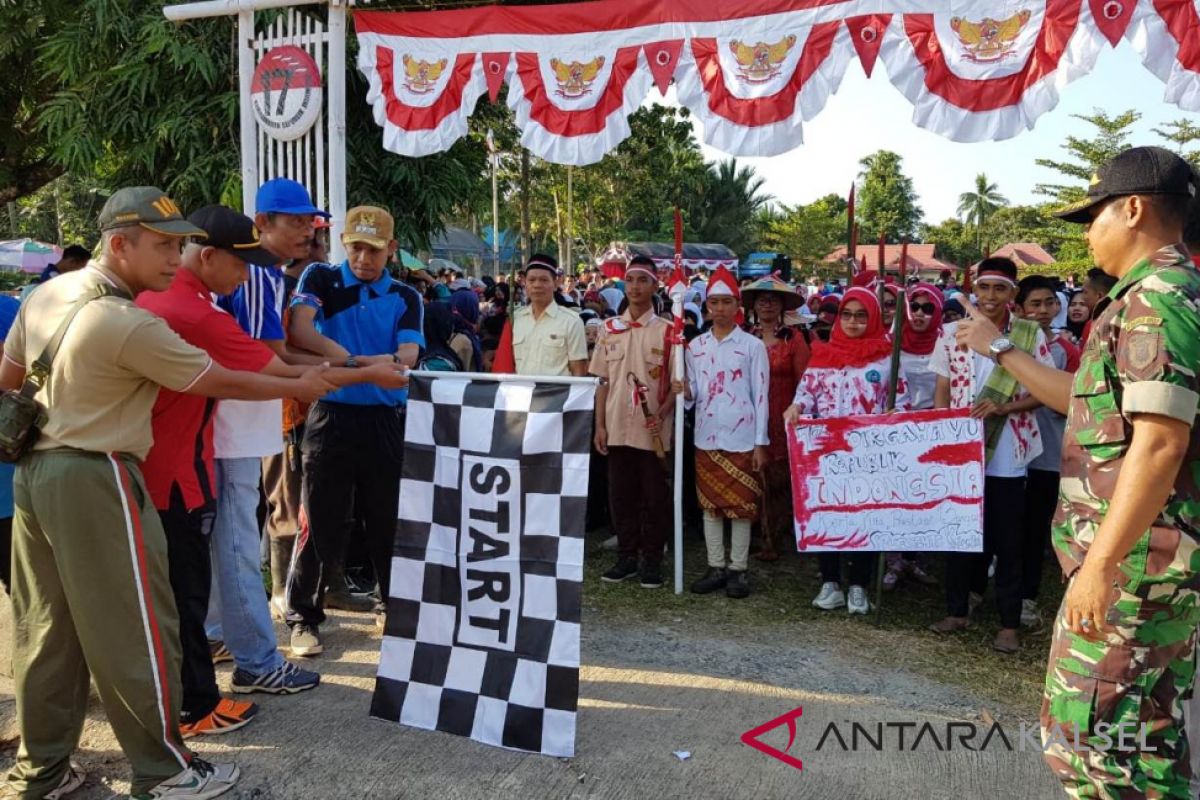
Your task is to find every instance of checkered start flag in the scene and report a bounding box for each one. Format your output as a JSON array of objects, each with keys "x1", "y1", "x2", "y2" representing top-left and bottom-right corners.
[{"x1": 370, "y1": 373, "x2": 596, "y2": 757}]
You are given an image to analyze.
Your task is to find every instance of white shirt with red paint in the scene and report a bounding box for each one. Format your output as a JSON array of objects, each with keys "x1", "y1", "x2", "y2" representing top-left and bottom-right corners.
[
  {"x1": 928, "y1": 322, "x2": 1054, "y2": 478},
  {"x1": 685, "y1": 326, "x2": 770, "y2": 453},
  {"x1": 791, "y1": 356, "x2": 910, "y2": 419}
]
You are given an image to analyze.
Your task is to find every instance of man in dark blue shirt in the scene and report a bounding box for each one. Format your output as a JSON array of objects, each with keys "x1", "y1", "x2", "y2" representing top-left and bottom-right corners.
[
  {"x1": 37, "y1": 245, "x2": 89, "y2": 284},
  {"x1": 285, "y1": 205, "x2": 424, "y2": 655}
]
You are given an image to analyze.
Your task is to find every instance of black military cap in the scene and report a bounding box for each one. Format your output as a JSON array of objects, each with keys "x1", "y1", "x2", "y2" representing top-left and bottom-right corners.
[
  {"x1": 187, "y1": 205, "x2": 277, "y2": 264},
  {"x1": 1054, "y1": 146, "x2": 1198, "y2": 224}
]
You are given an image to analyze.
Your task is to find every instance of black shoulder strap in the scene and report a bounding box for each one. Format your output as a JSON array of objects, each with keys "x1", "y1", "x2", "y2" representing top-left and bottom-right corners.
[{"x1": 21, "y1": 283, "x2": 126, "y2": 398}]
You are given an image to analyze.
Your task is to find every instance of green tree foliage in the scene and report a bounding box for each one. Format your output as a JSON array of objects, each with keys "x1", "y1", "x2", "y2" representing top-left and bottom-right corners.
[
  {"x1": 762, "y1": 193, "x2": 847, "y2": 267},
  {"x1": 0, "y1": 1, "x2": 75, "y2": 205},
  {"x1": 856, "y1": 150, "x2": 923, "y2": 243},
  {"x1": 956, "y1": 172, "x2": 1008, "y2": 252},
  {"x1": 1151, "y1": 118, "x2": 1200, "y2": 167},
  {"x1": 11, "y1": 2, "x2": 504, "y2": 251},
  {"x1": 36, "y1": 3, "x2": 240, "y2": 214},
  {"x1": 448, "y1": 104, "x2": 752, "y2": 267},
  {"x1": 1034, "y1": 109, "x2": 1140, "y2": 202},
  {"x1": 690, "y1": 158, "x2": 772, "y2": 255},
  {"x1": 918, "y1": 217, "x2": 975, "y2": 268},
  {"x1": 987, "y1": 204, "x2": 1084, "y2": 260}
]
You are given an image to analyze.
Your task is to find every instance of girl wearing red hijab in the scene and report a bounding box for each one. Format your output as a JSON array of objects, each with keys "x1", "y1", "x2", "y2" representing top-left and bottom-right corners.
[
  {"x1": 884, "y1": 283, "x2": 944, "y2": 591},
  {"x1": 898, "y1": 283, "x2": 944, "y2": 411},
  {"x1": 784, "y1": 288, "x2": 909, "y2": 615}
]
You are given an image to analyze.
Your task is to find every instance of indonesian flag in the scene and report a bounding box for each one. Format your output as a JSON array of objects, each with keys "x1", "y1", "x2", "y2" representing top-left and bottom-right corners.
[
  {"x1": 491, "y1": 319, "x2": 517, "y2": 374},
  {"x1": 485, "y1": 128, "x2": 499, "y2": 168}
]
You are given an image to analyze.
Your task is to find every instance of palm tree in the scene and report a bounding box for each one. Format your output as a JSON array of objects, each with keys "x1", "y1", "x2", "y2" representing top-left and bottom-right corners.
[
  {"x1": 694, "y1": 159, "x2": 772, "y2": 254},
  {"x1": 957, "y1": 173, "x2": 1008, "y2": 254}
]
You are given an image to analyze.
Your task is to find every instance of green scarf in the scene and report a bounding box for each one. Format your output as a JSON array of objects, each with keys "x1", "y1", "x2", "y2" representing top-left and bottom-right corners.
[{"x1": 978, "y1": 317, "x2": 1039, "y2": 463}]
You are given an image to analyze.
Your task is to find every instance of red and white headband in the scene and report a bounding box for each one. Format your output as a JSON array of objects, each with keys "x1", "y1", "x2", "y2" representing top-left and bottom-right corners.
[{"x1": 974, "y1": 271, "x2": 1017, "y2": 288}]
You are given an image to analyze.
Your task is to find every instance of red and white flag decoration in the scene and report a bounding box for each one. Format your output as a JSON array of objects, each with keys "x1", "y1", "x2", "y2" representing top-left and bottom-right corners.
[
  {"x1": 1126, "y1": 0, "x2": 1200, "y2": 111},
  {"x1": 877, "y1": 0, "x2": 1107, "y2": 142},
  {"x1": 674, "y1": 22, "x2": 853, "y2": 156},
  {"x1": 354, "y1": 0, "x2": 1200, "y2": 163}
]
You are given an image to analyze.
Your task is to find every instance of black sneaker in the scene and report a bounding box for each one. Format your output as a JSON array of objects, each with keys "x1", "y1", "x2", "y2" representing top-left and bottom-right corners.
[
  {"x1": 690, "y1": 567, "x2": 728, "y2": 594},
  {"x1": 639, "y1": 563, "x2": 663, "y2": 589},
  {"x1": 601, "y1": 557, "x2": 639, "y2": 583},
  {"x1": 725, "y1": 569, "x2": 750, "y2": 599}
]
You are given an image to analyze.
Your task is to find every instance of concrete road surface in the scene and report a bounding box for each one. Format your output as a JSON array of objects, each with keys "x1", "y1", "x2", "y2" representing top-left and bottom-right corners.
[{"x1": 0, "y1": 601, "x2": 1062, "y2": 799}]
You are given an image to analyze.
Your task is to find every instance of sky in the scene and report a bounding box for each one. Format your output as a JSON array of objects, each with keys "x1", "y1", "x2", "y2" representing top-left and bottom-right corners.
[{"x1": 650, "y1": 40, "x2": 1200, "y2": 224}]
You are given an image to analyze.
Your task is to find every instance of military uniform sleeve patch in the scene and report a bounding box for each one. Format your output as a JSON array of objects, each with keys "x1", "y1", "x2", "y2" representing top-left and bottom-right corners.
[{"x1": 1119, "y1": 328, "x2": 1164, "y2": 381}]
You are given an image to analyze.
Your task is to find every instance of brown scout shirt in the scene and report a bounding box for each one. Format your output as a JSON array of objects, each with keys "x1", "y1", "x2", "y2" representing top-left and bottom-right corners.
[{"x1": 589, "y1": 309, "x2": 675, "y2": 451}]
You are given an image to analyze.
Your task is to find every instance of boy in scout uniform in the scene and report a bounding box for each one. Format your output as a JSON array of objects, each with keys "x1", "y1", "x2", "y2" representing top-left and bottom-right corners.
[
  {"x1": 956, "y1": 147, "x2": 1200, "y2": 798},
  {"x1": 0, "y1": 188, "x2": 336, "y2": 799},
  {"x1": 590, "y1": 256, "x2": 675, "y2": 589}
]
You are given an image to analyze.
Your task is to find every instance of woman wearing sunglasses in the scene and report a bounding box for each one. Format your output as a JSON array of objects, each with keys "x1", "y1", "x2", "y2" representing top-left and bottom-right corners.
[
  {"x1": 883, "y1": 283, "x2": 945, "y2": 591},
  {"x1": 784, "y1": 288, "x2": 909, "y2": 615}
]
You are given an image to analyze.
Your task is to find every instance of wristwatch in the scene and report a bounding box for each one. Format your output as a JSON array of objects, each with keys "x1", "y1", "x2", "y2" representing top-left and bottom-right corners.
[
  {"x1": 344, "y1": 356, "x2": 360, "y2": 368},
  {"x1": 988, "y1": 337, "x2": 1014, "y2": 363}
]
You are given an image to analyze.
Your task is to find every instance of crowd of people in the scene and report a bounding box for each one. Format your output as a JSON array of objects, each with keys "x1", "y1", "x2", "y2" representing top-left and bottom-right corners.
[{"x1": 1, "y1": 144, "x2": 1199, "y2": 799}]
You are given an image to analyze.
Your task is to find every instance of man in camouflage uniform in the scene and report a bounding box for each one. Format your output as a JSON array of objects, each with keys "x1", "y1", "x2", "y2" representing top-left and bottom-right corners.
[{"x1": 957, "y1": 146, "x2": 1200, "y2": 798}]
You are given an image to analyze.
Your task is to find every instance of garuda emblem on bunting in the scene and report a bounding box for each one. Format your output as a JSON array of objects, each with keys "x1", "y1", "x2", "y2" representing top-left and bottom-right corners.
[
  {"x1": 950, "y1": 9, "x2": 1033, "y2": 63},
  {"x1": 401, "y1": 55, "x2": 448, "y2": 94},
  {"x1": 728, "y1": 35, "x2": 797, "y2": 84},
  {"x1": 550, "y1": 56, "x2": 606, "y2": 99}
]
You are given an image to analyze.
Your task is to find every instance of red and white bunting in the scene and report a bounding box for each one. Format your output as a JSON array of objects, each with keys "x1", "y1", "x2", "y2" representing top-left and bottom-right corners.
[
  {"x1": 877, "y1": 0, "x2": 1107, "y2": 142},
  {"x1": 1126, "y1": 0, "x2": 1200, "y2": 111},
  {"x1": 353, "y1": 0, "x2": 1200, "y2": 163}
]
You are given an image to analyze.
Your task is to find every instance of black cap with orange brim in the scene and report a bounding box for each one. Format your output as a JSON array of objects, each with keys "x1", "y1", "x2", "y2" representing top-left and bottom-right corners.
[{"x1": 1053, "y1": 146, "x2": 1198, "y2": 224}]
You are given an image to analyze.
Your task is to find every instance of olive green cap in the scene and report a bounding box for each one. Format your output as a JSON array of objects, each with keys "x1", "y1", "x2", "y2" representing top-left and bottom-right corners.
[{"x1": 99, "y1": 186, "x2": 206, "y2": 237}]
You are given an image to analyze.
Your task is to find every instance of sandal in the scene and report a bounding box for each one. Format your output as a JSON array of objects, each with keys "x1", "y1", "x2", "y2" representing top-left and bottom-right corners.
[
  {"x1": 929, "y1": 616, "x2": 970, "y2": 634},
  {"x1": 992, "y1": 629, "x2": 1020, "y2": 654}
]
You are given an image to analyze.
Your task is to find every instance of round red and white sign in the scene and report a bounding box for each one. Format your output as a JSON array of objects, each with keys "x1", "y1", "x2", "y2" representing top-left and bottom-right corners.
[{"x1": 251, "y1": 45, "x2": 323, "y2": 141}]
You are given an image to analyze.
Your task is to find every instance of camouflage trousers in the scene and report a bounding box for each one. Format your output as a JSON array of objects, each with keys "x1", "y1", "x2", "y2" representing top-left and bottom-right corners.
[{"x1": 1041, "y1": 580, "x2": 1200, "y2": 799}]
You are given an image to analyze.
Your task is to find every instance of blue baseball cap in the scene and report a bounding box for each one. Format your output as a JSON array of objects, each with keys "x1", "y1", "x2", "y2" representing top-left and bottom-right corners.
[{"x1": 255, "y1": 178, "x2": 330, "y2": 217}]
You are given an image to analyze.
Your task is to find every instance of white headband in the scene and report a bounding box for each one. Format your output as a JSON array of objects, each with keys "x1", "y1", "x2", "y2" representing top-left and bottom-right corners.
[{"x1": 974, "y1": 273, "x2": 1017, "y2": 288}]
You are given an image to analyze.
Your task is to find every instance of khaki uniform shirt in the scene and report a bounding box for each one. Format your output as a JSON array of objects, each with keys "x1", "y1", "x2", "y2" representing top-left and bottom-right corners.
[
  {"x1": 3, "y1": 263, "x2": 212, "y2": 461},
  {"x1": 589, "y1": 309, "x2": 675, "y2": 451},
  {"x1": 1053, "y1": 246, "x2": 1200, "y2": 594},
  {"x1": 512, "y1": 302, "x2": 587, "y2": 377}
]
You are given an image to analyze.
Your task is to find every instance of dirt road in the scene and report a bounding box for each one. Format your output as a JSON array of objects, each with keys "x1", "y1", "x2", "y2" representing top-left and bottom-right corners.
[{"x1": 0, "y1": 597, "x2": 1062, "y2": 799}]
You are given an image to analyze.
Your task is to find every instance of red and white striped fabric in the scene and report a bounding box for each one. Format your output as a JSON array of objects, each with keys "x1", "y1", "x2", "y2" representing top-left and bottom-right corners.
[
  {"x1": 354, "y1": 0, "x2": 1200, "y2": 163},
  {"x1": 1126, "y1": 0, "x2": 1200, "y2": 112}
]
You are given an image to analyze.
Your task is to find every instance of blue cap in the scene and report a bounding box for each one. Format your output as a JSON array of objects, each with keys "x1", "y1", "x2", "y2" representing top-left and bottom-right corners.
[{"x1": 255, "y1": 178, "x2": 330, "y2": 217}]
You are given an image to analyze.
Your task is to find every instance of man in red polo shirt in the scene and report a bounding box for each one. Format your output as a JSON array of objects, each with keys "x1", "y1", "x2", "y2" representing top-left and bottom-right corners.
[{"x1": 138, "y1": 206, "x2": 408, "y2": 736}]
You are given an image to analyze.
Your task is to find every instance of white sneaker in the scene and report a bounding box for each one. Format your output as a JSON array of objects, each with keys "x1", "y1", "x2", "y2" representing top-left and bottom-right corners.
[
  {"x1": 601, "y1": 534, "x2": 618, "y2": 551},
  {"x1": 0, "y1": 762, "x2": 85, "y2": 800},
  {"x1": 137, "y1": 758, "x2": 238, "y2": 799},
  {"x1": 847, "y1": 585, "x2": 871, "y2": 615},
  {"x1": 812, "y1": 582, "x2": 846, "y2": 610}
]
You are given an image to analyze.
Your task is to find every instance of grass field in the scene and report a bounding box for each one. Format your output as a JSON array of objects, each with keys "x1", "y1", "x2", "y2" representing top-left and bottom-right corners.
[{"x1": 582, "y1": 528, "x2": 1066, "y2": 714}]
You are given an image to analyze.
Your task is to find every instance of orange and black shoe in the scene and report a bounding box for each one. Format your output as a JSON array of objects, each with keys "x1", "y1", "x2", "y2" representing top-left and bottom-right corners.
[{"x1": 180, "y1": 698, "x2": 259, "y2": 739}]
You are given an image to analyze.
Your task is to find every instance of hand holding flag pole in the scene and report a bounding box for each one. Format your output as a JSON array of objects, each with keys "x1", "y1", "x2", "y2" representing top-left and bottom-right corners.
[
  {"x1": 670, "y1": 207, "x2": 687, "y2": 595},
  {"x1": 874, "y1": 238, "x2": 909, "y2": 624}
]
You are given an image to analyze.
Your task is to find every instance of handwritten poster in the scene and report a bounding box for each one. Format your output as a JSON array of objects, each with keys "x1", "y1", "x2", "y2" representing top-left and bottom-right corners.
[{"x1": 788, "y1": 409, "x2": 985, "y2": 553}]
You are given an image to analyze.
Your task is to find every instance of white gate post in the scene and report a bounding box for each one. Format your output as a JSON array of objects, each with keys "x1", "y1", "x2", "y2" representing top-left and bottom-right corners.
[
  {"x1": 328, "y1": 1, "x2": 348, "y2": 263},
  {"x1": 237, "y1": 8, "x2": 259, "y2": 217}
]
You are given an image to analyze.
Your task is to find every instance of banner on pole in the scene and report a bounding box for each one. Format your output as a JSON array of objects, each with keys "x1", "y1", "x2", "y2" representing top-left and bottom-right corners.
[
  {"x1": 371, "y1": 374, "x2": 596, "y2": 757},
  {"x1": 788, "y1": 408, "x2": 984, "y2": 553}
]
